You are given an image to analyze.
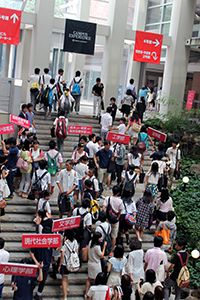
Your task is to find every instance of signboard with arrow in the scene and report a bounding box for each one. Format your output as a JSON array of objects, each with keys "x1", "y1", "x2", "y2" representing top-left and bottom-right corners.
[
  {"x1": 133, "y1": 30, "x2": 163, "y2": 64},
  {"x1": 0, "y1": 8, "x2": 22, "y2": 45}
]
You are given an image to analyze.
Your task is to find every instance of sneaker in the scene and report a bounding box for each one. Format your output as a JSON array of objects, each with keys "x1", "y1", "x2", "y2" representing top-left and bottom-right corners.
[
  {"x1": 100, "y1": 195, "x2": 105, "y2": 199},
  {"x1": 5, "y1": 194, "x2": 14, "y2": 200},
  {"x1": 76, "y1": 112, "x2": 79, "y2": 115},
  {"x1": 109, "y1": 252, "x2": 113, "y2": 257},
  {"x1": 93, "y1": 115, "x2": 95, "y2": 118},
  {"x1": 138, "y1": 238, "x2": 142, "y2": 242}
]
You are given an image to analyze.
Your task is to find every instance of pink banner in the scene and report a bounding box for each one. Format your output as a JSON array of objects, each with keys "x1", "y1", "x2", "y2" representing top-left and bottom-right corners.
[
  {"x1": 68, "y1": 125, "x2": 92, "y2": 135},
  {"x1": 52, "y1": 216, "x2": 81, "y2": 232},
  {"x1": 186, "y1": 91, "x2": 195, "y2": 110},
  {"x1": 0, "y1": 263, "x2": 38, "y2": 277},
  {"x1": 0, "y1": 124, "x2": 14, "y2": 135},
  {"x1": 147, "y1": 127, "x2": 167, "y2": 143},
  {"x1": 106, "y1": 132, "x2": 131, "y2": 144},
  {"x1": 10, "y1": 114, "x2": 30, "y2": 129},
  {"x1": 22, "y1": 234, "x2": 61, "y2": 248}
]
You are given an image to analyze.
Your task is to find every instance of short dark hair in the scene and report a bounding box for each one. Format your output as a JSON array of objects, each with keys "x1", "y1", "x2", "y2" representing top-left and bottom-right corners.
[
  {"x1": 64, "y1": 229, "x2": 75, "y2": 242},
  {"x1": 143, "y1": 292, "x2": 154, "y2": 300},
  {"x1": 37, "y1": 209, "x2": 46, "y2": 220},
  {"x1": 114, "y1": 244, "x2": 124, "y2": 258},
  {"x1": 140, "y1": 125, "x2": 146, "y2": 133},
  {"x1": 120, "y1": 117, "x2": 126, "y2": 123},
  {"x1": 158, "y1": 143, "x2": 164, "y2": 151},
  {"x1": 39, "y1": 159, "x2": 47, "y2": 170},
  {"x1": 58, "y1": 109, "x2": 65, "y2": 117},
  {"x1": 167, "y1": 211, "x2": 175, "y2": 221},
  {"x1": 156, "y1": 153, "x2": 163, "y2": 160},
  {"x1": 146, "y1": 269, "x2": 156, "y2": 284},
  {"x1": 80, "y1": 135, "x2": 87, "y2": 143},
  {"x1": 154, "y1": 236, "x2": 163, "y2": 247},
  {"x1": 130, "y1": 78, "x2": 134, "y2": 84},
  {"x1": 112, "y1": 185, "x2": 120, "y2": 196},
  {"x1": 43, "y1": 190, "x2": 51, "y2": 198},
  {"x1": 176, "y1": 237, "x2": 187, "y2": 249},
  {"x1": 89, "y1": 168, "x2": 95, "y2": 174},
  {"x1": 172, "y1": 139, "x2": 179, "y2": 145},
  {"x1": 106, "y1": 106, "x2": 112, "y2": 113},
  {"x1": 96, "y1": 136, "x2": 102, "y2": 143},
  {"x1": 58, "y1": 68, "x2": 64, "y2": 74},
  {"x1": 49, "y1": 140, "x2": 56, "y2": 149},
  {"x1": 82, "y1": 198, "x2": 90, "y2": 209},
  {"x1": 22, "y1": 104, "x2": 27, "y2": 110},
  {"x1": 95, "y1": 272, "x2": 107, "y2": 285},
  {"x1": 80, "y1": 155, "x2": 88, "y2": 162},
  {"x1": 0, "y1": 238, "x2": 4, "y2": 249},
  {"x1": 154, "y1": 286, "x2": 164, "y2": 300},
  {"x1": 96, "y1": 77, "x2": 101, "y2": 82},
  {"x1": 110, "y1": 97, "x2": 116, "y2": 102},
  {"x1": 130, "y1": 240, "x2": 142, "y2": 251},
  {"x1": 66, "y1": 159, "x2": 73, "y2": 166},
  {"x1": 121, "y1": 274, "x2": 131, "y2": 288},
  {"x1": 84, "y1": 179, "x2": 93, "y2": 188},
  {"x1": 27, "y1": 103, "x2": 33, "y2": 109},
  {"x1": 89, "y1": 134, "x2": 95, "y2": 141},
  {"x1": 7, "y1": 137, "x2": 16, "y2": 146},
  {"x1": 34, "y1": 68, "x2": 40, "y2": 74},
  {"x1": 50, "y1": 78, "x2": 55, "y2": 84},
  {"x1": 98, "y1": 211, "x2": 107, "y2": 222},
  {"x1": 44, "y1": 68, "x2": 49, "y2": 74},
  {"x1": 75, "y1": 70, "x2": 81, "y2": 77}
]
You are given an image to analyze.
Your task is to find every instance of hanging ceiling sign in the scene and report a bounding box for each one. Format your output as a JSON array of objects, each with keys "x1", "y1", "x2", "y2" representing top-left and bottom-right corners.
[
  {"x1": 0, "y1": 8, "x2": 21, "y2": 45},
  {"x1": 63, "y1": 19, "x2": 96, "y2": 55},
  {"x1": 133, "y1": 31, "x2": 163, "y2": 64}
]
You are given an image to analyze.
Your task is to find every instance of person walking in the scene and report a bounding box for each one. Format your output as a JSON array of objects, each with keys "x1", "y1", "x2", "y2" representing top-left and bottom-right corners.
[
  {"x1": 53, "y1": 109, "x2": 68, "y2": 156},
  {"x1": 100, "y1": 107, "x2": 112, "y2": 142},
  {"x1": 28, "y1": 68, "x2": 42, "y2": 110},
  {"x1": 166, "y1": 139, "x2": 181, "y2": 189},
  {"x1": 0, "y1": 238, "x2": 10, "y2": 299},
  {"x1": 92, "y1": 78, "x2": 104, "y2": 118},
  {"x1": 125, "y1": 111, "x2": 141, "y2": 145},
  {"x1": 69, "y1": 70, "x2": 84, "y2": 114},
  {"x1": 121, "y1": 89, "x2": 134, "y2": 119},
  {"x1": 136, "y1": 96, "x2": 146, "y2": 122},
  {"x1": 18, "y1": 139, "x2": 32, "y2": 198}
]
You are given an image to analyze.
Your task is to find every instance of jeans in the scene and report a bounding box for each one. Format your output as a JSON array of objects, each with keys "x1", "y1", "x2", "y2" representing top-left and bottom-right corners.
[
  {"x1": 73, "y1": 95, "x2": 81, "y2": 113},
  {"x1": 38, "y1": 269, "x2": 49, "y2": 294},
  {"x1": 164, "y1": 277, "x2": 181, "y2": 300},
  {"x1": 116, "y1": 164, "x2": 123, "y2": 184},
  {"x1": 101, "y1": 131, "x2": 108, "y2": 142},
  {"x1": 7, "y1": 170, "x2": 16, "y2": 196},
  {"x1": 0, "y1": 283, "x2": 4, "y2": 299},
  {"x1": 168, "y1": 168, "x2": 175, "y2": 189},
  {"x1": 57, "y1": 137, "x2": 64, "y2": 155},
  {"x1": 93, "y1": 95, "x2": 101, "y2": 116},
  {"x1": 19, "y1": 173, "x2": 31, "y2": 193},
  {"x1": 30, "y1": 91, "x2": 39, "y2": 110}
]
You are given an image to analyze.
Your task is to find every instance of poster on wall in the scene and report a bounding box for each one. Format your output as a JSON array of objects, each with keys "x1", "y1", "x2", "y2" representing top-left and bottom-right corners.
[{"x1": 63, "y1": 19, "x2": 96, "y2": 55}]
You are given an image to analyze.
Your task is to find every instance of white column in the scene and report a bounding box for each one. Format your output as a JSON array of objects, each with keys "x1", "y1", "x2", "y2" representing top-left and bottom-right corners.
[
  {"x1": 70, "y1": 0, "x2": 91, "y2": 78},
  {"x1": 160, "y1": 0, "x2": 196, "y2": 114},
  {"x1": 101, "y1": 0, "x2": 129, "y2": 107},
  {"x1": 126, "y1": 0, "x2": 148, "y2": 92}
]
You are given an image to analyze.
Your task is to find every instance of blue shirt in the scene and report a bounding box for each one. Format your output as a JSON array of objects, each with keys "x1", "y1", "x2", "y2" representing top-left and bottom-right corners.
[
  {"x1": 95, "y1": 148, "x2": 112, "y2": 169},
  {"x1": 6, "y1": 146, "x2": 19, "y2": 169},
  {"x1": 31, "y1": 248, "x2": 52, "y2": 271},
  {"x1": 12, "y1": 275, "x2": 36, "y2": 300},
  {"x1": 72, "y1": 145, "x2": 89, "y2": 155},
  {"x1": 26, "y1": 111, "x2": 34, "y2": 125},
  {"x1": 138, "y1": 132, "x2": 149, "y2": 148},
  {"x1": 138, "y1": 89, "x2": 149, "y2": 102},
  {"x1": 150, "y1": 150, "x2": 165, "y2": 161}
]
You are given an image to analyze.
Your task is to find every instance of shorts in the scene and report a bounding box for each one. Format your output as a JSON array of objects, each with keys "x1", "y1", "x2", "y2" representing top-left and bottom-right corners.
[
  {"x1": 107, "y1": 173, "x2": 111, "y2": 178},
  {"x1": 156, "y1": 210, "x2": 167, "y2": 221},
  {"x1": 77, "y1": 179, "x2": 84, "y2": 191},
  {"x1": 0, "y1": 283, "x2": 4, "y2": 299},
  {"x1": 110, "y1": 221, "x2": 119, "y2": 239},
  {"x1": 60, "y1": 265, "x2": 69, "y2": 276},
  {"x1": 51, "y1": 174, "x2": 57, "y2": 187}
]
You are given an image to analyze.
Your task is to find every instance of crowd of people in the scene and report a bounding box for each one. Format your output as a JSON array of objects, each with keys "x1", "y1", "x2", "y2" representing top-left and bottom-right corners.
[{"x1": 0, "y1": 70, "x2": 188, "y2": 300}]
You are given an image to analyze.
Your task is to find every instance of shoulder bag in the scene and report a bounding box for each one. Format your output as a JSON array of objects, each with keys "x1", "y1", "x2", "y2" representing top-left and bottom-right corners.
[
  {"x1": 155, "y1": 222, "x2": 170, "y2": 245},
  {"x1": 137, "y1": 133, "x2": 148, "y2": 154}
]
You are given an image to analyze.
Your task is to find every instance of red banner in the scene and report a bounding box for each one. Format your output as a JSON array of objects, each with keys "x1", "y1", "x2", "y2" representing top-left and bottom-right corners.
[
  {"x1": 106, "y1": 132, "x2": 130, "y2": 144},
  {"x1": 22, "y1": 234, "x2": 61, "y2": 248},
  {"x1": 0, "y1": 8, "x2": 21, "y2": 45},
  {"x1": 186, "y1": 91, "x2": 195, "y2": 110},
  {"x1": 0, "y1": 124, "x2": 15, "y2": 135},
  {"x1": 0, "y1": 262, "x2": 38, "y2": 277},
  {"x1": 10, "y1": 114, "x2": 30, "y2": 129},
  {"x1": 147, "y1": 127, "x2": 167, "y2": 143},
  {"x1": 133, "y1": 31, "x2": 163, "y2": 64},
  {"x1": 68, "y1": 125, "x2": 92, "y2": 135},
  {"x1": 52, "y1": 216, "x2": 81, "y2": 232}
]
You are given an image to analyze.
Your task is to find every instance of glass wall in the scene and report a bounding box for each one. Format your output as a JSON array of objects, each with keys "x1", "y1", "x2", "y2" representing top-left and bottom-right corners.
[
  {"x1": 89, "y1": 0, "x2": 109, "y2": 25},
  {"x1": 54, "y1": 0, "x2": 78, "y2": 19},
  {"x1": 145, "y1": 0, "x2": 173, "y2": 36},
  {"x1": 0, "y1": 0, "x2": 24, "y2": 9},
  {"x1": 24, "y1": 0, "x2": 35, "y2": 13}
]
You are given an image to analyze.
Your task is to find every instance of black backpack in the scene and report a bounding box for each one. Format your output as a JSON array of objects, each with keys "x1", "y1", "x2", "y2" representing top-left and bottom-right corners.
[
  {"x1": 74, "y1": 209, "x2": 88, "y2": 242},
  {"x1": 106, "y1": 197, "x2": 119, "y2": 224},
  {"x1": 58, "y1": 193, "x2": 71, "y2": 214},
  {"x1": 99, "y1": 225, "x2": 112, "y2": 255},
  {"x1": 28, "y1": 171, "x2": 48, "y2": 200},
  {"x1": 121, "y1": 172, "x2": 137, "y2": 199}
]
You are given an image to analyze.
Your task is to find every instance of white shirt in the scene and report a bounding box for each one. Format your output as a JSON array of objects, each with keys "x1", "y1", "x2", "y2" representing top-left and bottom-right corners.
[
  {"x1": 87, "y1": 141, "x2": 98, "y2": 158},
  {"x1": 57, "y1": 169, "x2": 78, "y2": 195},
  {"x1": 61, "y1": 239, "x2": 79, "y2": 266},
  {"x1": 87, "y1": 285, "x2": 111, "y2": 299},
  {"x1": 42, "y1": 74, "x2": 51, "y2": 86},
  {"x1": 118, "y1": 124, "x2": 126, "y2": 134},
  {"x1": 29, "y1": 74, "x2": 41, "y2": 85},
  {"x1": 84, "y1": 175, "x2": 99, "y2": 192},
  {"x1": 152, "y1": 160, "x2": 166, "y2": 175},
  {"x1": 0, "y1": 248, "x2": 10, "y2": 284},
  {"x1": 71, "y1": 150, "x2": 88, "y2": 161},
  {"x1": 38, "y1": 198, "x2": 51, "y2": 214},
  {"x1": 121, "y1": 199, "x2": 137, "y2": 215},
  {"x1": 146, "y1": 172, "x2": 160, "y2": 185},
  {"x1": 100, "y1": 113, "x2": 112, "y2": 132},
  {"x1": 95, "y1": 221, "x2": 111, "y2": 239},
  {"x1": 166, "y1": 147, "x2": 181, "y2": 169},
  {"x1": 122, "y1": 170, "x2": 139, "y2": 183},
  {"x1": 103, "y1": 195, "x2": 123, "y2": 214},
  {"x1": 74, "y1": 163, "x2": 88, "y2": 180},
  {"x1": 53, "y1": 116, "x2": 68, "y2": 132},
  {"x1": 128, "y1": 249, "x2": 144, "y2": 282},
  {"x1": 141, "y1": 281, "x2": 162, "y2": 295},
  {"x1": 70, "y1": 76, "x2": 84, "y2": 89},
  {"x1": 60, "y1": 94, "x2": 75, "y2": 109},
  {"x1": 32, "y1": 169, "x2": 51, "y2": 190},
  {"x1": 127, "y1": 153, "x2": 142, "y2": 167},
  {"x1": 73, "y1": 207, "x2": 92, "y2": 228},
  {"x1": 49, "y1": 83, "x2": 57, "y2": 95},
  {"x1": 55, "y1": 74, "x2": 63, "y2": 84}
]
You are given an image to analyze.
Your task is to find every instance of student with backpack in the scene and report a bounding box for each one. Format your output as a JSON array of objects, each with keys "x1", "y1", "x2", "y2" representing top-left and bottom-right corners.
[
  {"x1": 59, "y1": 88, "x2": 75, "y2": 117},
  {"x1": 41, "y1": 84, "x2": 54, "y2": 118},
  {"x1": 37, "y1": 190, "x2": 52, "y2": 218},
  {"x1": 44, "y1": 140, "x2": 63, "y2": 194},
  {"x1": 164, "y1": 237, "x2": 189, "y2": 300},
  {"x1": 53, "y1": 109, "x2": 68, "y2": 155},
  {"x1": 69, "y1": 70, "x2": 84, "y2": 114},
  {"x1": 95, "y1": 211, "x2": 112, "y2": 255},
  {"x1": 82, "y1": 168, "x2": 99, "y2": 200},
  {"x1": 30, "y1": 140, "x2": 44, "y2": 170},
  {"x1": 73, "y1": 155, "x2": 89, "y2": 203},
  {"x1": 58, "y1": 229, "x2": 79, "y2": 300}
]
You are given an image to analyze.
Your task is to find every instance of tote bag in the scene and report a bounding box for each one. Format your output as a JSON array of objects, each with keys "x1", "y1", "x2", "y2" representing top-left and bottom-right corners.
[{"x1": 155, "y1": 222, "x2": 170, "y2": 245}]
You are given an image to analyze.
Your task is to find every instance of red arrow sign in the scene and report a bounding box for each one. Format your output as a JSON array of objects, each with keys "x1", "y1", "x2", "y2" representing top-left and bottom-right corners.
[
  {"x1": 0, "y1": 8, "x2": 21, "y2": 45},
  {"x1": 133, "y1": 31, "x2": 163, "y2": 64}
]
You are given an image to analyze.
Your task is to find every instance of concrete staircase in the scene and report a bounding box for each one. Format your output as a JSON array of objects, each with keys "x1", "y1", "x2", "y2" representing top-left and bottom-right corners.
[{"x1": 0, "y1": 111, "x2": 155, "y2": 299}]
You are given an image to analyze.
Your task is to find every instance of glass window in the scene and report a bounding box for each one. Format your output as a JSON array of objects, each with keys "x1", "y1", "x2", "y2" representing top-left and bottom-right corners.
[
  {"x1": 161, "y1": 48, "x2": 167, "y2": 58},
  {"x1": 126, "y1": 0, "x2": 135, "y2": 29},
  {"x1": 145, "y1": 24, "x2": 160, "y2": 33},
  {"x1": 54, "y1": 0, "x2": 78, "y2": 18},
  {"x1": 164, "y1": 0, "x2": 173, "y2": 3},
  {"x1": 89, "y1": 0, "x2": 109, "y2": 25},
  {"x1": 146, "y1": 7, "x2": 162, "y2": 24},
  {"x1": 163, "y1": 5, "x2": 172, "y2": 22},
  {"x1": 161, "y1": 23, "x2": 170, "y2": 35},
  {"x1": 0, "y1": 0, "x2": 24, "y2": 9},
  {"x1": 24, "y1": 0, "x2": 35, "y2": 13},
  {"x1": 148, "y1": 0, "x2": 162, "y2": 7}
]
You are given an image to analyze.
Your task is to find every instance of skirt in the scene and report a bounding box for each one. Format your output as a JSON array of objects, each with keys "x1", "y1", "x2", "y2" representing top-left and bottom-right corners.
[
  {"x1": 107, "y1": 271, "x2": 121, "y2": 288},
  {"x1": 146, "y1": 183, "x2": 159, "y2": 197},
  {"x1": 121, "y1": 104, "x2": 131, "y2": 115},
  {"x1": 128, "y1": 128, "x2": 138, "y2": 138},
  {"x1": 88, "y1": 261, "x2": 102, "y2": 279}
]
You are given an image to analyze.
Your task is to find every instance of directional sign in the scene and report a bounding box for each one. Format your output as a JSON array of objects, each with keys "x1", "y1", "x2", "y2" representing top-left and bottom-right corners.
[
  {"x1": 22, "y1": 234, "x2": 61, "y2": 248},
  {"x1": 52, "y1": 216, "x2": 81, "y2": 232},
  {"x1": 106, "y1": 132, "x2": 131, "y2": 144},
  {"x1": 147, "y1": 127, "x2": 167, "y2": 143},
  {"x1": 0, "y1": 262, "x2": 38, "y2": 277},
  {"x1": 0, "y1": 124, "x2": 15, "y2": 135},
  {"x1": 10, "y1": 114, "x2": 30, "y2": 129},
  {"x1": 0, "y1": 8, "x2": 22, "y2": 45},
  {"x1": 133, "y1": 31, "x2": 163, "y2": 64},
  {"x1": 186, "y1": 91, "x2": 195, "y2": 110}
]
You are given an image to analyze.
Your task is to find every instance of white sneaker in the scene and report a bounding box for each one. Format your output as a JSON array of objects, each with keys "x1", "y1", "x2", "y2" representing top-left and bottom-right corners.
[{"x1": 138, "y1": 238, "x2": 142, "y2": 242}]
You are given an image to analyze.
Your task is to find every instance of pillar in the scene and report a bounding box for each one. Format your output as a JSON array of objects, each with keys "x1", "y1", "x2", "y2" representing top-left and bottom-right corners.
[
  {"x1": 126, "y1": 0, "x2": 148, "y2": 92},
  {"x1": 70, "y1": 0, "x2": 91, "y2": 78},
  {"x1": 101, "y1": 0, "x2": 129, "y2": 107},
  {"x1": 160, "y1": 0, "x2": 196, "y2": 115}
]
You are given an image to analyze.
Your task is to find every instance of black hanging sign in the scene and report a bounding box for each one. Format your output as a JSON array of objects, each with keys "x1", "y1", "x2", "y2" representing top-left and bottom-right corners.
[{"x1": 63, "y1": 19, "x2": 96, "y2": 55}]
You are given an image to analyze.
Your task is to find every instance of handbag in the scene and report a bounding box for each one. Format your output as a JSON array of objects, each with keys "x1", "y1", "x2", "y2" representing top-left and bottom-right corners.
[
  {"x1": 16, "y1": 157, "x2": 30, "y2": 171},
  {"x1": 156, "y1": 252, "x2": 165, "y2": 282},
  {"x1": 131, "y1": 123, "x2": 141, "y2": 132},
  {"x1": 117, "y1": 102, "x2": 122, "y2": 110},
  {"x1": 58, "y1": 193, "x2": 71, "y2": 213},
  {"x1": 137, "y1": 133, "x2": 148, "y2": 154},
  {"x1": 50, "y1": 126, "x2": 56, "y2": 138},
  {"x1": 139, "y1": 169, "x2": 145, "y2": 183},
  {"x1": 107, "y1": 159, "x2": 116, "y2": 173},
  {"x1": 123, "y1": 200, "x2": 136, "y2": 226},
  {"x1": 101, "y1": 99, "x2": 104, "y2": 110},
  {"x1": 3, "y1": 183, "x2": 10, "y2": 199},
  {"x1": 155, "y1": 222, "x2": 170, "y2": 245}
]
